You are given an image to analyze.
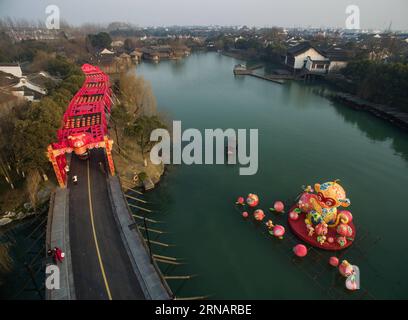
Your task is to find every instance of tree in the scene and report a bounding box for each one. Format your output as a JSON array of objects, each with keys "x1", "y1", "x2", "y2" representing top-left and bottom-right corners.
[
  {"x1": 125, "y1": 116, "x2": 167, "y2": 166},
  {"x1": 12, "y1": 99, "x2": 61, "y2": 173},
  {"x1": 26, "y1": 169, "x2": 41, "y2": 209},
  {"x1": 119, "y1": 73, "x2": 157, "y2": 118},
  {"x1": 87, "y1": 32, "x2": 112, "y2": 49},
  {"x1": 124, "y1": 38, "x2": 135, "y2": 52}
]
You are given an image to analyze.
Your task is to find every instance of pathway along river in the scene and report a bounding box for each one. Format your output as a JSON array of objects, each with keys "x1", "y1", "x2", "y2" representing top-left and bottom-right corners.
[{"x1": 137, "y1": 52, "x2": 408, "y2": 300}]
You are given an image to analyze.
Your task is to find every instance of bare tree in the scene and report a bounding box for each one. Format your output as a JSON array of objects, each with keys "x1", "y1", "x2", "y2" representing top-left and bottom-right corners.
[
  {"x1": 119, "y1": 73, "x2": 157, "y2": 118},
  {"x1": 26, "y1": 169, "x2": 41, "y2": 209}
]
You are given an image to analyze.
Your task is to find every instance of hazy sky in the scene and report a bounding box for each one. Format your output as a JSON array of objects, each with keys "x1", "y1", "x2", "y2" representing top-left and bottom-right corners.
[{"x1": 1, "y1": 0, "x2": 407, "y2": 30}]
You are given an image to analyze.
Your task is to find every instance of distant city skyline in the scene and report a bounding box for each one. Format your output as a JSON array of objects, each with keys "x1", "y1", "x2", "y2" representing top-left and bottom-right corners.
[{"x1": 0, "y1": 0, "x2": 407, "y2": 31}]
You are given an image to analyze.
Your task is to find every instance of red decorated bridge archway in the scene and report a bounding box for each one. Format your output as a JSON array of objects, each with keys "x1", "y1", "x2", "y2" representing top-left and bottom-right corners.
[{"x1": 47, "y1": 64, "x2": 115, "y2": 187}]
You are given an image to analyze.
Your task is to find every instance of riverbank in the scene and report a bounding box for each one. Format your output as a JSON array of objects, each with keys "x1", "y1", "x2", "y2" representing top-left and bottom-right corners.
[
  {"x1": 111, "y1": 136, "x2": 165, "y2": 191},
  {"x1": 0, "y1": 182, "x2": 54, "y2": 228},
  {"x1": 228, "y1": 50, "x2": 408, "y2": 131},
  {"x1": 331, "y1": 92, "x2": 408, "y2": 131}
]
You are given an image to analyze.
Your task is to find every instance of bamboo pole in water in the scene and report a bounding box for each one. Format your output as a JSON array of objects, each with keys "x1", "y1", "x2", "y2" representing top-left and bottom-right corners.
[
  {"x1": 122, "y1": 182, "x2": 144, "y2": 195},
  {"x1": 144, "y1": 239, "x2": 172, "y2": 247},
  {"x1": 138, "y1": 226, "x2": 166, "y2": 234},
  {"x1": 154, "y1": 258, "x2": 183, "y2": 265},
  {"x1": 152, "y1": 254, "x2": 183, "y2": 261},
  {"x1": 128, "y1": 203, "x2": 152, "y2": 213},
  {"x1": 164, "y1": 275, "x2": 197, "y2": 280},
  {"x1": 132, "y1": 214, "x2": 162, "y2": 223},
  {"x1": 125, "y1": 194, "x2": 147, "y2": 203}
]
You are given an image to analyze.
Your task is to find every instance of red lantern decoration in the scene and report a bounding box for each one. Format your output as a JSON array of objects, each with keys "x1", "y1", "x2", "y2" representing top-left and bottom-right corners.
[
  {"x1": 329, "y1": 256, "x2": 339, "y2": 267},
  {"x1": 293, "y1": 244, "x2": 308, "y2": 257},
  {"x1": 272, "y1": 225, "x2": 285, "y2": 239},
  {"x1": 253, "y1": 209, "x2": 265, "y2": 221},
  {"x1": 246, "y1": 193, "x2": 259, "y2": 207},
  {"x1": 272, "y1": 201, "x2": 285, "y2": 213},
  {"x1": 339, "y1": 260, "x2": 354, "y2": 277}
]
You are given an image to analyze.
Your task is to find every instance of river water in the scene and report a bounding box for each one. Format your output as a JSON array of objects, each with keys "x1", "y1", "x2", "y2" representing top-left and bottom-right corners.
[{"x1": 134, "y1": 52, "x2": 408, "y2": 299}]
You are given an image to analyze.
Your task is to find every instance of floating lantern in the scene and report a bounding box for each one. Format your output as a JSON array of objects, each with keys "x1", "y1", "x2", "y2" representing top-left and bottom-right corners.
[
  {"x1": 246, "y1": 193, "x2": 259, "y2": 207},
  {"x1": 339, "y1": 260, "x2": 354, "y2": 277},
  {"x1": 293, "y1": 244, "x2": 308, "y2": 257},
  {"x1": 329, "y1": 256, "x2": 339, "y2": 267},
  {"x1": 242, "y1": 211, "x2": 249, "y2": 218},
  {"x1": 270, "y1": 201, "x2": 285, "y2": 213},
  {"x1": 253, "y1": 209, "x2": 265, "y2": 221},
  {"x1": 337, "y1": 224, "x2": 353, "y2": 237},
  {"x1": 272, "y1": 225, "x2": 285, "y2": 239},
  {"x1": 289, "y1": 209, "x2": 300, "y2": 220},
  {"x1": 346, "y1": 276, "x2": 358, "y2": 291},
  {"x1": 236, "y1": 197, "x2": 245, "y2": 205}
]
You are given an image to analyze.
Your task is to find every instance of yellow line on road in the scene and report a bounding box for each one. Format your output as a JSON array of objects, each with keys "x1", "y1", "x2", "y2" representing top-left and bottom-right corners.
[{"x1": 87, "y1": 160, "x2": 113, "y2": 300}]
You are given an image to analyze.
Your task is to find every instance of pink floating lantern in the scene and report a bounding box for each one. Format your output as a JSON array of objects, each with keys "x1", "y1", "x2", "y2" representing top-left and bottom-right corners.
[
  {"x1": 339, "y1": 260, "x2": 354, "y2": 277},
  {"x1": 242, "y1": 211, "x2": 249, "y2": 218},
  {"x1": 289, "y1": 210, "x2": 299, "y2": 220},
  {"x1": 246, "y1": 193, "x2": 259, "y2": 207},
  {"x1": 236, "y1": 196, "x2": 245, "y2": 205},
  {"x1": 329, "y1": 256, "x2": 339, "y2": 267},
  {"x1": 346, "y1": 277, "x2": 358, "y2": 291},
  {"x1": 293, "y1": 244, "x2": 308, "y2": 257},
  {"x1": 272, "y1": 225, "x2": 286, "y2": 239},
  {"x1": 271, "y1": 201, "x2": 285, "y2": 213},
  {"x1": 253, "y1": 209, "x2": 265, "y2": 221}
]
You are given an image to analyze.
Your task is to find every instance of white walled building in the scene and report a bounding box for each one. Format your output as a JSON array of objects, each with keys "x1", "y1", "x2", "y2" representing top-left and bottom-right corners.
[
  {"x1": 285, "y1": 43, "x2": 327, "y2": 71},
  {"x1": 0, "y1": 63, "x2": 23, "y2": 78}
]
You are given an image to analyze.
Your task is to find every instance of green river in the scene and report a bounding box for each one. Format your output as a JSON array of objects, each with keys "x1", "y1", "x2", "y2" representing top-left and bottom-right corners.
[{"x1": 136, "y1": 52, "x2": 408, "y2": 299}]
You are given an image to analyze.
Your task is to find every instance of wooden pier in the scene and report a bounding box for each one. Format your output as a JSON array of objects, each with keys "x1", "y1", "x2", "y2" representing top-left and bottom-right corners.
[{"x1": 234, "y1": 69, "x2": 286, "y2": 84}]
